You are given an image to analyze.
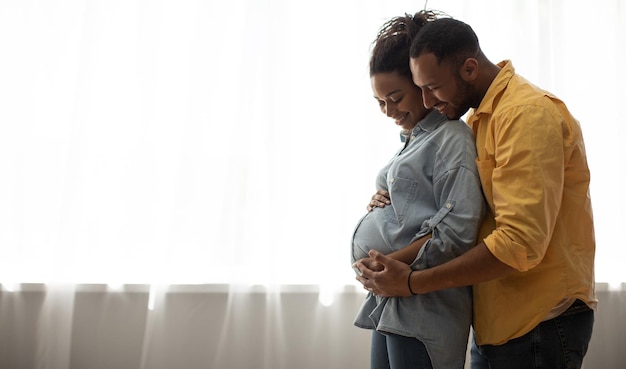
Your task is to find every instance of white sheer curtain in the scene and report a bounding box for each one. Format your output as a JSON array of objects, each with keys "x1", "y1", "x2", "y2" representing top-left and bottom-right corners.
[
  {"x1": 0, "y1": 0, "x2": 624, "y2": 287},
  {"x1": 1, "y1": 1, "x2": 625, "y2": 369}
]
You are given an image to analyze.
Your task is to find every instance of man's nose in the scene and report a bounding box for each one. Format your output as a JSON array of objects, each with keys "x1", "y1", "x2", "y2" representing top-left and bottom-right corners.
[{"x1": 422, "y1": 89, "x2": 437, "y2": 109}]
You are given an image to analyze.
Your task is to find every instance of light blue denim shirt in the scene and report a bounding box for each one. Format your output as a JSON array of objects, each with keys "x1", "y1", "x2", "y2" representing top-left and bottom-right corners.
[{"x1": 351, "y1": 110, "x2": 486, "y2": 369}]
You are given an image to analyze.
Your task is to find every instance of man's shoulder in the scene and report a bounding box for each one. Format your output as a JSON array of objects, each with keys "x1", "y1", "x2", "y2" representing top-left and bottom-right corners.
[{"x1": 496, "y1": 75, "x2": 559, "y2": 114}]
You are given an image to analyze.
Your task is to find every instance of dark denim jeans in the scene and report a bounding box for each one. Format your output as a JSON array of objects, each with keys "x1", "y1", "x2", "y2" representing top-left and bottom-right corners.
[
  {"x1": 371, "y1": 330, "x2": 433, "y2": 369},
  {"x1": 470, "y1": 300, "x2": 594, "y2": 369}
]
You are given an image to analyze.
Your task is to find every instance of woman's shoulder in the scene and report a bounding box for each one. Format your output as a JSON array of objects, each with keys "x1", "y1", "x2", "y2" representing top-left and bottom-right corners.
[{"x1": 437, "y1": 118, "x2": 474, "y2": 139}]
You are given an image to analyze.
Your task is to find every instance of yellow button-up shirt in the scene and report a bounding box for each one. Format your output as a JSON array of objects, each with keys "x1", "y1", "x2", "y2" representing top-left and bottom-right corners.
[{"x1": 467, "y1": 60, "x2": 597, "y2": 346}]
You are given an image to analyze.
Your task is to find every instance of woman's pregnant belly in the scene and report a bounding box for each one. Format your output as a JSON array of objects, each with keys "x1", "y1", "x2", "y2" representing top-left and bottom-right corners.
[
  {"x1": 351, "y1": 178, "x2": 425, "y2": 264},
  {"x1": 351, "y1": 209, "x2": 395, "y2": 263}
]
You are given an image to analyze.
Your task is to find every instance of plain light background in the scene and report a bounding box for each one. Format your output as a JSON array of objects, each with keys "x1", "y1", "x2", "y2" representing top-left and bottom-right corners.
[{"x1": 0, "y1": 0, "x2": 624, "y2": 290}]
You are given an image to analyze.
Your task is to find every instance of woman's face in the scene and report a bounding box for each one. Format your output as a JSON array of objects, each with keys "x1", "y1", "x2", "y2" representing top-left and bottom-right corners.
[{"x1": 371, "y1": 71, "x2": 430, "y2": 131}]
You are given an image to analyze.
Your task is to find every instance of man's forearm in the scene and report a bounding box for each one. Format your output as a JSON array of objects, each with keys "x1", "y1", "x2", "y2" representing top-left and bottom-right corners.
[
  {"x1": 409, "y1": 242, "x2": 515, "y2": 294},
  {"x1": 387, "y1": 233, "x2": 432, "y2": 265}
]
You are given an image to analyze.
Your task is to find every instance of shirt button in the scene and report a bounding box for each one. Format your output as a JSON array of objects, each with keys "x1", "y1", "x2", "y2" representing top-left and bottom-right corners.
[
  {"x1": 389, "y1": 178, "x2": 395, "y2": 184},
  {"x1": 446, "y1": 203, "x2": 452, "y2": 209}
]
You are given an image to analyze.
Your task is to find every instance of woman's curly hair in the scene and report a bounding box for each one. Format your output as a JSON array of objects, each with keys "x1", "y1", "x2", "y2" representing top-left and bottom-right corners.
[{"x1": 369, "y1": 10, "x2": 444, "y2": 78}]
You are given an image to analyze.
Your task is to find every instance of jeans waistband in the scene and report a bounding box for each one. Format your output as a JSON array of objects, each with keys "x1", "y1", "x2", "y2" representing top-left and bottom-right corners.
[{"x1": 559, "y1": 299, "x2": 592, "y2": 317}]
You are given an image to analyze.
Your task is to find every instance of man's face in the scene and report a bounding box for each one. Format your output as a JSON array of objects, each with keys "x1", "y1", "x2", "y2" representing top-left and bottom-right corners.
[{"x1": 410, "y1": 52, "x2": 473, "y2": 120}]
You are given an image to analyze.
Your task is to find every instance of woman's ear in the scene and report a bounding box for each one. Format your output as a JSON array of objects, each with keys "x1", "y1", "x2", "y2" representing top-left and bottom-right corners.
[{"x1": 460, "y1": 58, "x2": 479, "y2": 82}]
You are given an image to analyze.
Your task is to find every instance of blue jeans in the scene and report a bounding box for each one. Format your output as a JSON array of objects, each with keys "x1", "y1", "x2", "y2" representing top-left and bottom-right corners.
[
  {"x1": 371, "y1": 330, "x2": 433, "y2": 369},
  {"x1": 470, "y1": 300, "x2": 594, "y2": 369}
]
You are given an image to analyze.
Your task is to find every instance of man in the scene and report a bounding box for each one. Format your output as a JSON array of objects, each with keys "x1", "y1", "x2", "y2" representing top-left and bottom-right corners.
[{"x1": 354, "y1": 16, "x2": 596, "y2": 369}]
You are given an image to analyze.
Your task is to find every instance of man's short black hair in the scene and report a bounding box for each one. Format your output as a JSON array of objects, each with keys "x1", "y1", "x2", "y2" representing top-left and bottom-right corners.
[{"x1": 409, "y1": 17, "x2": 480, "y2": 66}]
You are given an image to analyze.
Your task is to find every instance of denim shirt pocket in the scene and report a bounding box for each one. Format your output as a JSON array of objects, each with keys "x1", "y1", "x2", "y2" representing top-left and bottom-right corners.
[{"x1": 382, "y1": 176, "x2": 418, "y2": 225}]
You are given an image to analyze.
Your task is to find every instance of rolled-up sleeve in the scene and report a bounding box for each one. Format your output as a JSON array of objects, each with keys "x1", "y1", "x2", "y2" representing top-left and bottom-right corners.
[{"x1": 412, "y1": 128, "x2": 486, "y2": 269}]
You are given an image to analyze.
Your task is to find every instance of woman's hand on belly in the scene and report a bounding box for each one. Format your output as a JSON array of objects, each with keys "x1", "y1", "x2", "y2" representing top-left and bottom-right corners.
[{"x1": 367, "y1": 190, "x2": 391, "y2": 212}]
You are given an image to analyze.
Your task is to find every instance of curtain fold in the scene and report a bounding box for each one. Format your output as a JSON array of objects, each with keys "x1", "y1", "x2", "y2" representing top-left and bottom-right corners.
[{"x1": 1, "y1": 284, "x2": 625, "y2": 369}]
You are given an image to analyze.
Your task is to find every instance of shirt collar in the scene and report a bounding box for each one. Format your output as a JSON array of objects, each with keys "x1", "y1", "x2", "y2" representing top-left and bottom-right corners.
[
  {"x1": 471, "y1": 60, "x2": 515, "y2": 119},
  {"x1": 399, "y1": 110, "x2": 448, "y2": 142}
]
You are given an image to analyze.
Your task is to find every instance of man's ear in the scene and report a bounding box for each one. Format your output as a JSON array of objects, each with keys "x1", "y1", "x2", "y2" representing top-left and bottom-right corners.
[{"x1": 460, "y1": 58, "x2": 479, "y2": 82}]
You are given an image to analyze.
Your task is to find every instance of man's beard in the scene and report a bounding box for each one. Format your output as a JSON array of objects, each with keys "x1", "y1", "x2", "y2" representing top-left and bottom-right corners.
[{"x1": 447, "y1": 79, "x2": 474, "y2": 120}]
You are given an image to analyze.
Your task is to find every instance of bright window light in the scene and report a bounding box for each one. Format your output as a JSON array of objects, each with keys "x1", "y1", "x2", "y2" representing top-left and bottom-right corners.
[{"x1": 0, "y1": 0, "x2": 624, "y2": 286}]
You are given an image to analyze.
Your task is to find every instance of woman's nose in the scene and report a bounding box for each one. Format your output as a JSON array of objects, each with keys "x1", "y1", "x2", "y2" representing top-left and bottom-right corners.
[{"x1": 384, "y1": 103, "x2": 397, "y2": 117}]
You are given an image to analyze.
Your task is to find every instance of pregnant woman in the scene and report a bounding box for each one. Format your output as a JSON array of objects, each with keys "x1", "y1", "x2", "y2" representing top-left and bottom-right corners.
[{"x1": 351, "y1": 10, "x2": 485, "y2": 369}]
